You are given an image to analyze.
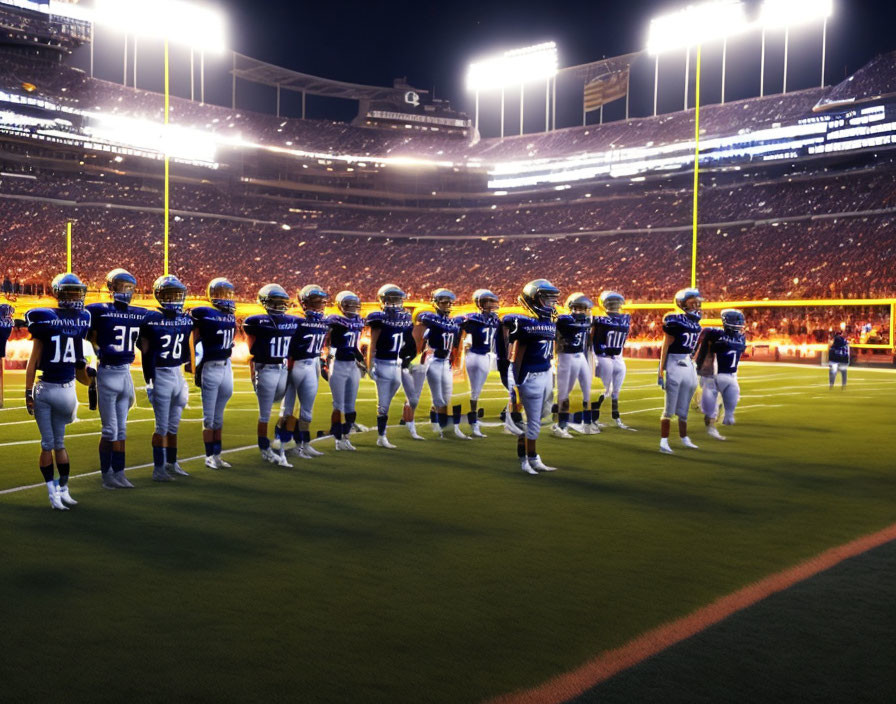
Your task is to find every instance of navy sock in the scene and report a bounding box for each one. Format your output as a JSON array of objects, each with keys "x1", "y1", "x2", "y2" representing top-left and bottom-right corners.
[
  {"x1": 204, "y1": 441, "x2": 215, "y2": 457},
  {"x1": 111, "y1": 451, "x2": 125, "y2": 473},
  {"x1": 258, "y1": 436, "x2": 270, "y2": 451},
  {"x1": 40, "y1": 464, "x2": 54, "y2": 483},
  {"x1": 342, "y1": 422, "x2": 352, "y2": 437},
  {"x1": 57, "y1": 462, "x2": 70, "y2": 487},
  {"x1": 612, "y1": 399, "x2": 620, "y2": 419},
  {"x1": 346, "y1": 412, "x2": 357, "y2": 427},
  {"x1": 583, "y1": 409, "x2": 593, "y2": 424},
  {"x1": 213, "y1": 441, "x2": 222, "y2": 456},
  {"x1": 166, "y1": 446, "x2": 177, "y2": 464},
  {"x1": 437, "y1": 412, "x2": 448, "y2": 429},
  {"x1": 273, "y1": 425, "x2": 282, "y2": 441},
  {"x1": 467, "y1": 411, "x2": 477, "y2": 425},
  {"x1": 332, "y1": 422, "x2": 343, "y2": 439},
  {"x1": 559, "y1": 412, "x2": 570, "y2": 428},
  {"x1": 594, "y1": 395, "x2": 605, "y2": 420},
  {"x1": 301, "y1": 430, "x2": 311, "y2": 444},
  {"x1": 452, "y1": 405, "x2": 462, "y2": 425},
  {"x1": 152, "y1": 446, "x2": 165, "y2": 468},
  {"x1": 281, "y1": 428, "x2": 294, "y2": 443},
  {"x1": 429, "y1": 410, "x2": 437, "y2": 423},
  {"x1": 511, "y1": 411, "x2": 523, "y2": 424},
  {"x1": 573, "y1": 411, "x2": 583, "y2": 424},
  {"x1": 377, "y1": 415, "x2": 387, "y2": 435},
  {"x1": 527, "y1": 451, "x2": 538, "y2": 459},
  {"x1": 99, "y1": 450, "x2": 112, "y2": 475},
  {"x1": 517, "y1": 439, "x2": 526, "y2": 458}
]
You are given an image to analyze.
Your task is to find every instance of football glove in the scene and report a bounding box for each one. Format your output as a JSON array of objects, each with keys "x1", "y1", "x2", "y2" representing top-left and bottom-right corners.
[
  {"x1": 25, "y1": 388, "x2": 34, "y2": 416},
  {"x1": 88, "y1": 381, "x2": 98, "y2": 411},
  {"x1": 657, "y1": 373, "x2": 666, "y2": 390}
]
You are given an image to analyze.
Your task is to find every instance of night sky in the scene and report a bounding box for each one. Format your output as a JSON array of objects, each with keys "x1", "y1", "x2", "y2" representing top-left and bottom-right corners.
[{"x1": 79, "y1": 0, "x2": 896, "y2": 135}]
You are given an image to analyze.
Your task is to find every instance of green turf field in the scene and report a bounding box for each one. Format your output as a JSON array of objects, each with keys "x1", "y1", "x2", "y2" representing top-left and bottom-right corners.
[{"x1": 1, "y1": 360, "x2": 894, "y2": 703}]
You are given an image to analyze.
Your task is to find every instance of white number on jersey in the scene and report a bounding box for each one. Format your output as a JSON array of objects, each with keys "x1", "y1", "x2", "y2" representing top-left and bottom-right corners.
[
  {"x1": 389, "y1": 332, "x2": 404, "y2": 353},
  {"x1": 216, "y1": 328, "x2": 235, "y2": 350},
  {"x1": 303, "y1": 333, "x2": 326, "y2": 355},
  {"x1": 112, "y1": 325, "x2": 140, "y2": 353},
  {"x1": 49, "y1": 335, "x2": 77, "y2": 364},
  {"x1": 270, "y1": 336, "x2": 290, "y2": 359}
]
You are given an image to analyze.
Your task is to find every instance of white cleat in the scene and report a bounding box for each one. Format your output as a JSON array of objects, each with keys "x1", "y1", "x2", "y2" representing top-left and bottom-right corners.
[
  {"x1": 530, "y1": 456, "x2": 557, "y2": 472},
  {"x1": 430, "y1": 422, "x2": 441, "y2": 435},
  {"x1": 551, "y1": 425, "x2": 574, "y2": 439},
  {"x1": 152, "y1": 467, "x2": 173, "y2": 482},
  {"x1": 166, "y1": 462, "x2": 189, "y2": 477},
  {"x1": 376, "y1": 435, "x2": 397, "y2": 449},
  {"x1": 101, "y1": 473, "x2": 119, "y2": 490},
  {"x1": 271, "y1": 437, "x2": 283, "y2": 451},
  {"x1": 205, "y1": 456, "x2": 221, "y2": 470},
  {"x1": 409, "y1": 430, "x2": 426, "y2": 441},
  {"x1": 681, "y1": 436, "x2": 700, "y2": 449},
  {"x1": 49, "y1": 490, "x2": 69, "y2": 510},
  {"x1": 282, "y1": 439, "x2": 297, "y2": 451},
  {"x1": 272, "y1": 451, "x2": 294, "y2": 467},
  {"x1": 503, "y1": 416, "x2": 524, "y2": 436},
  {"x1": 58, "y1": 486, "x2": 78, "y2": 506},
  {"x1": 453, "y1": 427, "x2": 472, "y2": 440},
  {"x1": 289, "y1": 445, "x2": 311, "y2": 459},
  {"x1": 520, "y1": 458, "x2": 538, "y2": 475},
  {"x1": 660, "y1": 439, "x2": 674, "y2": 454},
  {"x1": 615, "y1": 419, "x2": 637, "y2": 431},
  {"x1": 112, "y1": 471, "x2": 134, "y2": 489},
  {"x1": 471, "y1": 423, "x2": 487, "y2": 438},
  {"x1": 590, "y1": 422, "x2": 602, "y2": 434},
  {"x1": 260, "y1": 448, "x2": 282, "y2": 464},
  {"x1": 215, "y1": 455, "x2": 232, "y2": 468},
  {"x1": 341, "y1": 438, "x2": 357, "y2": 451},
  {"x1": 707, "y1": 427, "x2": 727, "y2": 441},
  {"x1": 304, "y1": 443, "x2": 324, "y2": 457},
  {"x1": 597, "y1": 422, "x2": 607, "y2": 429},
  {"x1": 566, "y1": 423, "x2": 586, "y2": 435}
]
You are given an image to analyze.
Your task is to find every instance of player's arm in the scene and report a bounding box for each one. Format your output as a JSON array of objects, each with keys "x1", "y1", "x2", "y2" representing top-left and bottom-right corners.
[
  {"x1": 139, "y1": 331, "x2": 156, "y2": 386},
  {"x1": 24, "y1": 338, "x2": 41, "y2": 415},
  {"x1": 411, "y1": 321, "x2": 426, "y2": 354},
  {"x1": 658, "y1": 333, "x2": 673, "y2": 388},
  {"x1": 694, "y1": 331, "x2": 711, "y2": 371},
  {"x1": 366, "y1": 327, "x2": 379, "y2": 371}
]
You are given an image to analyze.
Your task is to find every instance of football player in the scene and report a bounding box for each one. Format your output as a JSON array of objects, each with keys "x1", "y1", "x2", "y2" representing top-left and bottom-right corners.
[
  {"x1": 828, "y1": 332, "x2": 850, "y2": 389},
  {"x1": 510, "y1": 279, "x2": 561, "y2": 474},
  {"x1": 695, "y1": 309, "x2": 747, "y2": 440},
  {"x1": 0, "y1": 303, "x2": 14, "y2": 408},
  {"x1": 24, "y1": 273, "x2": 93, "y2": 509},
  {"x1": 190, "y1": 278, "x2": 237, "y2": 469},
  {"x1": 140, "y1": 276, "x2": 192, "y2": 481},
  {"x1": 244, "y1": 284, "x2": 298, "y2": 466},
  {"x1": 554, "y1": 293, "x2": 594, "y2": 438},
  {"x1": 457, "y1": 290, "x2": 500, "y2": 438},
  {"x1": 365, "y1": 284, "x2": 415, "y2": 449},
  {"x1": 87, "y1": 269, "x2": 149, "y2": 489},
  {"x1": 658, "y1": 288, "x2": 704, "y2": 454},
  {"x1": 325, "y1": 291, "x2": 367, "y2": 451},
  {"x1": 275, "y1": 285, "x2": 330, "y2": 459},
  {"x1": 593, "y1": 290, "x2": 634, "y2": 431},
  {"x1": 497, "y1": 311, "x2": 526, "y2": 436},
  {"x1": 418, "y1": 289, "x2": 467, "y2": 439},
  {"x1": 399, "y1": 316, "x2": 427, "y2": 441}
]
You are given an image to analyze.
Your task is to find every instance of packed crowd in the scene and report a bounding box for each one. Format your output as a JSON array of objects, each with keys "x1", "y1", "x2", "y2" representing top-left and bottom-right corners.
[{"x1": 817, "y1": 51, "x2": 896, "y2": 109}]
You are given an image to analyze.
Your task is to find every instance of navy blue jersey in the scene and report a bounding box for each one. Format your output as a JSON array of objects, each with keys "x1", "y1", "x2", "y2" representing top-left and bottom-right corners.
[
  {"x1": 366, "y1": 310, "x2": 414, "y2": 361},
  {"x1": 86, "y1": 302, "x2": 149, "y2": 366},
  {"x1": 326, "y1": 313, "x2": 365, "y2": 362},
  {"x1": 663, "y1": 313, "x2": 702, "y2": 356},
  {"x1": 190, "y1": 306, "x2": 236, "y2": 361},
  {"x1": 511, "y1": 315, "x2": 556, "y2": 376},
  {"x1": 593, "y1": 313, "x2": 631, "y2": 356},
  {"x1": 289, "y1": 312, "x2": 330, "y2": 360},
  {"x1": 26, "y1": 308, "x2": 90, "y2": 384},
  {"x1": 0, "y1": 315, "x2": 12, "y2": 358},
  {"x1": 556, "y1": 315, "x2": 590, "y2": 354},
  {"x1": 244, "y1": 313, "x2": 300, "y2": 364},
  {"x1": 457, "y1": 312, "x2": 499, "y2": 355},
  {"x1": 703, "y1": 328, "x2": 746, "y2": 374},
  {"x1": 829, "y1": 340, "x2": 850, "y2": 364},
  {"x1": 141, "y1": 310, "x2": 194, "y2": 368},
  {"x1": 417, "y1": 311, "x2": 460, "y2": 359}
]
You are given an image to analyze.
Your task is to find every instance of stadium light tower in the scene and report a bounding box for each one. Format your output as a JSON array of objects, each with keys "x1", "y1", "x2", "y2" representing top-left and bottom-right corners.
[
  {"x1": 760, "y1": 0, "x2": 834, "y2": 94},
  {"x1": 467, "y1": 42, "x2": 559, "y2": 138}
]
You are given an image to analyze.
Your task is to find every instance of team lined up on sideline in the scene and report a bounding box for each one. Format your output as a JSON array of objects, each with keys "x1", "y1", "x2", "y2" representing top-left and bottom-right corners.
[{"x1": 4, "y1": 268, "x2": 848, "y2": 510}]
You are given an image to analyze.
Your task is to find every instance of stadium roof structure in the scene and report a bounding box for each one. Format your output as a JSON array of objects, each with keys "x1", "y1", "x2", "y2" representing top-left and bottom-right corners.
[{"x1": 231, "y1": 53, "x2": 417, "y2": 102}]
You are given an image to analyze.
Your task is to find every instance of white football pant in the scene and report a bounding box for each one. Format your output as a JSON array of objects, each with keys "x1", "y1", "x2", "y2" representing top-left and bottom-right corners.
[
  {"x1": 556, "y1": 351, "x2": 591, "y2": 402},
  {"x1": 699, "y1": 373, "x2": 740, "y2": 424},
  {"x1": 663, "y1": 353, "x2": 698, "y2": 420},
  {"x1": 596, "y1": 354, "x2": 627, "y2": 400}
]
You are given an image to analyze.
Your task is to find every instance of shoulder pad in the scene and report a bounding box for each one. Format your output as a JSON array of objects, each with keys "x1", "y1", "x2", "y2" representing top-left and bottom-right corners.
[
  {"x1": 365, "y1": 311, "x2": 385, "y2": 323},
  {"x1": 556, "y1": 314, "x2": 574, "y2": 324},
  {"x1": 25, "y1": 308, "x2": 59, "y2": 325}
]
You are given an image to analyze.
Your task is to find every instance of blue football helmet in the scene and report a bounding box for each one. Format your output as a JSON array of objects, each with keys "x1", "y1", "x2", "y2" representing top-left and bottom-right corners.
[
  {"x1": 473, "y1": 289, "x2": 500, "y2": 317},
  {"x1": 299, "y1": 284, "x2": 328, "y2": 312},
  {"x1": 432, "y1": 288, "x2": 456, "y2": 314},
  {"x1": 335, "y1": 291, "x2": 362, "y2": 317},
  {"x1": 377, "y1": 284, "x2": 406, "y2": 311},
  {"x1": 153, "y1": 275, "x2": 187, "y2": 313},
  {"x1": 0, "y1": 303, "x2": 14, "y2": 320},
  {"x1": 674, "y1": 288, "x2": 703, "y2": 319},
  {"x1": 52, "y1": 273, "x2": 87, "y2": 310},
  {"x1": 208, "y1": 277, "x2": 236, "y2": 314},
  {"x1": 565, "y1": 292, "x2": 594, "y2": 323},
  {"x1": 599, "y1": 290, "x2": 625, "y2": 314},
  {"x1": 519, "y1": 279, "x2": 560, "y2": 319},
  {"x1": 258, "y1": 284, "x2": 290, "y2": 315},
  {"x1": 721, "y1": 309, "x2": 746, "y2": 334},
  {"x1": 106, "y1": 268, "x2": 137, "y2": 305}
]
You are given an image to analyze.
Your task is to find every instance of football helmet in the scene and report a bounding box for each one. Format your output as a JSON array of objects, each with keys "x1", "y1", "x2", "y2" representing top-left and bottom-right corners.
[
  {"x1": 0, "y1": 303, "x2": 14, "y2": 320},
  {"x1": 599, "y1": 290, "x2": 625, "y2": 314},
  {"x1": 258, "y1": 284, "x2": 290, "y2": 315},
  {"x1": 51, "y1": 273, "x2": 87, "y2": 310},
  {"x1": 335, "y1": 290, "x2": 362, "y2": 316},
  {"x1": 299, "y1": 284, "x2": 328, "y2": 312},
  {"x1": 208, "y1": 277, "x2": 236, "y2": 314},
  {"x1": 721, "y1": 309, "x2": 746, "y2": 334},
  {"x1": 153, "y1": 275, "x2": 187, "y2": 313},
  {"x1": 565, "y1": 292, "x2": 594, "y2": 323},
  {"x1": 519, "y1": 279, "x2": 560, "y2": 319},
  {"x1": 473, "y1": 289, "x2": 500, "y2": 316},
  {"x1": 674, "y1": 288, "x2": 703, "y2": 319},
  {"x1": 432, "y1": 288, "x2": 456, "y2": 314},
  {"x1": 106, "y1": 268, "x2": 137, "y2": 305},
  {"x1": 377, "y1": 283, "x2": 406, "y2": 311}
]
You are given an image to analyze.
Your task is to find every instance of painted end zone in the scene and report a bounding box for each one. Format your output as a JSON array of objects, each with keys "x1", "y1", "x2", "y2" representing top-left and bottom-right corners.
[{"x1": 487, "y1": 521, "x2": 896, "y2": 704}]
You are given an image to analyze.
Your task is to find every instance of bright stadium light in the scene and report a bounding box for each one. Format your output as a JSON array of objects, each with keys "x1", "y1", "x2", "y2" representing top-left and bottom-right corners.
[
  {"x1": 94, "y1": 0, "x2": 227, "y2": 53},
  {"x1": 646, "y1": 1, "x2": 748, "y2": 55},
  {"x1": 760, "y1": 0, "x2": 833, "y2": 28},
  {"x1": 466, "y1": 42, "x2": 558, "y2": 139}
]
